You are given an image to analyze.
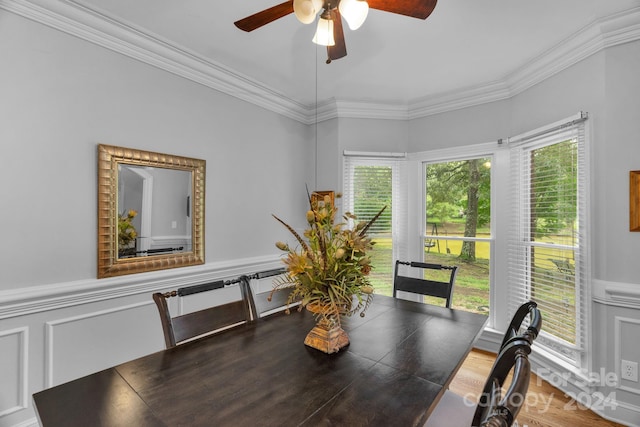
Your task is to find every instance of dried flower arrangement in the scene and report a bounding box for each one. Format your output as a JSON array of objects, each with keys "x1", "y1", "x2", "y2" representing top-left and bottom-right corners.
[{"x1": 272, "y1": 191, "x2": 385, "y2": 328}]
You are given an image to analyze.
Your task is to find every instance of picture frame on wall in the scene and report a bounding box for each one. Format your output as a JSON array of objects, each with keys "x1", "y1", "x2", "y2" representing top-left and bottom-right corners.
[
  {"x1": 631, "y1": 170, "x2": 640, "y2": 231},
  {"x1": 312, "y1": 190, "x2": 335, "y2": 207}
]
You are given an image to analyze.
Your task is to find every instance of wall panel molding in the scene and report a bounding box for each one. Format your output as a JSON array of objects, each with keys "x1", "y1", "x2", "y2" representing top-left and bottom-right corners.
[
  {"x1": 10, "y1": 418, "x2": 38, "y2": 427},
  {"x1": 44, "y1": 301, "x2": 157, "y2": 387},
  {"x1": 614, "y1": 316, "x2": 640, "y2": 396},
  {"x1": 0, "y1": 327, "x2": 29, "y2": 418}
]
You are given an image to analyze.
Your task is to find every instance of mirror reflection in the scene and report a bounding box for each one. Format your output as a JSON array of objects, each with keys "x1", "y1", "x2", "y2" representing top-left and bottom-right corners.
[{"x1": 117, "y1": 165, "x2": 192, "y2": 258}]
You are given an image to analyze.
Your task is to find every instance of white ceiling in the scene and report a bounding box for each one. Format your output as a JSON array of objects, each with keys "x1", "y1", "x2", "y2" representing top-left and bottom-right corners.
[{"x1": 30, "y1": 0, "x2": 640, "y2": 109}]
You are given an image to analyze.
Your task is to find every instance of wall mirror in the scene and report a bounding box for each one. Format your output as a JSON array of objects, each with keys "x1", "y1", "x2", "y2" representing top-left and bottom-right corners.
[{"x1": 98, "y1": 144, "x2": 205, "y2": 278}]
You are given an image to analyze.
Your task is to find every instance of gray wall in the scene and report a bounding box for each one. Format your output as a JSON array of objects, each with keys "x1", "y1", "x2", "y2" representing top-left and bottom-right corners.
[
  {"x1": 404, "y1": 44, "x2": 640, "y2": 285},
  {"x1": 0, "y1": 10, "x2": 314, "y2": 290},
  {"x1": 601, "y1": 41, "x2": 640, "y2": 283},
  {"x1": 0, "y1": 9, "x2": 315, "y2": 427},
  {"x1": 1, "y1": 3, "x2": 640, "y2": 426},
  {"x1": 331, "y1": 41, "x2": 640, "y2": 425}
]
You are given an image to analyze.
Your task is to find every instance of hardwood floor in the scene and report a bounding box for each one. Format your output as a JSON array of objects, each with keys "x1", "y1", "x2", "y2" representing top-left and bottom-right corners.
[{"x1": 450, "y1": 349, "x2": 626, "y2": 427}]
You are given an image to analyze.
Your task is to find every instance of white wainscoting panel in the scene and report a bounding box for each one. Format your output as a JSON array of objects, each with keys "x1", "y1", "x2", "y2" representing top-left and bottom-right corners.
[
  {"x1": 592, "y1": 279, "x2": 640, "y2": 426},
  {"x1": 0, "y1": 257, "x2": 283, "y2": 427},
  {"x1": 44, "y1": 301, "x2": 164, "y2": 387},
  {"x1": 0, "y1": 327, "x2": 28, "y2": 418},
  {"x1": 615, "y1": 316, "x2": 640, "y2": 396}
]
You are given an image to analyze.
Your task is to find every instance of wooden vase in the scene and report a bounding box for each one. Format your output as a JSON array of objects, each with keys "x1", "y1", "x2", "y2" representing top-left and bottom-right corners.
[{"x1": 304, "y1": 304, "x2": 350, "y2": 354}]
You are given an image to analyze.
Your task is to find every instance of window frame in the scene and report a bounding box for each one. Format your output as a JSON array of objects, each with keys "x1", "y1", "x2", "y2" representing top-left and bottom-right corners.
[
  {"x1": 507, "y1": 116, "x2": 590, "y2": 371},
  {"x1": 342, "y1": 154, "x2": 408, "y2": 293},
  {"x1": 408, "y1": 142, "x2": 499, "y2": 329}
]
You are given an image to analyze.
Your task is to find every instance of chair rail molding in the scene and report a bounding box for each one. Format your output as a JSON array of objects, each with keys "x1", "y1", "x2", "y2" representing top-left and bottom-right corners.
[
  {"x1": 593, "y1": 278, "x2": 640, "y2": 309},
  {"x1": 0, "y1": 255, "x2": 283, "y2": 320}
]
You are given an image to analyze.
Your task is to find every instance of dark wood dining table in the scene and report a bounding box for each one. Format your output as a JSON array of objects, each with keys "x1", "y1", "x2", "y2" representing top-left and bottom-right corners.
[{"x1": 33, "y1": 295, "x2": 488, "y2": 427}]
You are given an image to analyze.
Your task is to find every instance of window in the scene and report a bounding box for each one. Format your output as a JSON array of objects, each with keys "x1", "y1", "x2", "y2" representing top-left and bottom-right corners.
[
  {"x1": 508, "y1": 115, "x2": 588, "y2": 367},
  {"x1": 423, "y1": 157, "x2": 492, "y2": 313},
  {"x1": 343, "y1": 155, "x2": 407, "y2": 296}
]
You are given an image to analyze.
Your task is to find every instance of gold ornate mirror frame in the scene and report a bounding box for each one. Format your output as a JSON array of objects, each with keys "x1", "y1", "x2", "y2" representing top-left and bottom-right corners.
[{"x1": 97, "y1": 144, "x2": 205, "y2": 278}]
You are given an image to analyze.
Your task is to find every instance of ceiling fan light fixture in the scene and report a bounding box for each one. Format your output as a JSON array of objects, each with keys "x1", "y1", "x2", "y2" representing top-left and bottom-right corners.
[
  {"x1": 293, "y1": 0, "x2": 322, "y2": 24},
  {"x1": 312, "y1": 16, "x2": 335, "y2": 46},
  {"x1": 338, "y1": 0, "x2": 369, "y2": 30}
]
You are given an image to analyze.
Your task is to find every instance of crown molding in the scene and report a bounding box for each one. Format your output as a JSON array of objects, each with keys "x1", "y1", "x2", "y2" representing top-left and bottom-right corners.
[
  {"x1": 505, "y1": 7, "x2": 640, "y2": 97},
  {"x1": 408, "y1": 80, "x2": 512, "y2": 119},
  {"x1": 314, "y1": 7, "x2": 640, "y2": 121},
  {"x1": 2, "y1": 1, "x2": 640, "y2": 123},
  {"x1": 313, "y1": 99, "x2": 410, "y2": 122},
  {"x1": 335, "y1": 100, "x2": 410, "y2": 121},
  {"x1": 407, "y1": 7, "x2": 640, "y2": 119},
  {"x1": 0, "y1": 0, "x2": 310, "y2": 123}
]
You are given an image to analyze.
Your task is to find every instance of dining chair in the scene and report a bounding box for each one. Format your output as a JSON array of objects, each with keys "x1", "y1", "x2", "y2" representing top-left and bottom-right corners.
[
  {"x1": 393, "y1": 260, "x2": 458, "y2": 308},
  {"x1": 253, "y1": 286, "x2": 301, "y2": 317},
  {"x1": 424, "y1": 338, "x2": 532, "y2": 427},
  {"x1": 500, "y1": 300, "x2": 542, "y2": 350},
  {"x1": 248, "y1": 268, "x2": 302, "y2": 318},
  {"x1": 152, "y1": 276, "x2": 255, "y2": 348}
]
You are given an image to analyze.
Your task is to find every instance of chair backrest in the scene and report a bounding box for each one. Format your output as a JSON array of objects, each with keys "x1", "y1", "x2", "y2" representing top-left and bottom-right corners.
[
  {"x1": 500, "y1": 300, "x2": 542, "y2": 350},
  {"x1": 152, "y1": 276, "x2": 255, "y2": 349},
  {"x1": 473, "y1": 339, "x2": 532, "y2": 427},
  {"x1": 243, "y1": 268, "x2": 298, "y2": 318},
  {"x1": 253, "y1": 286, "x2": 301, "y2": 317},
  {"x1": 393, "y1": 260, "x2": 458, "y2": 308}
]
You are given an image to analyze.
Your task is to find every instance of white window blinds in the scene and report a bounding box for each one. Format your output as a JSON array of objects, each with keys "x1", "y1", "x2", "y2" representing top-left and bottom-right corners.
[
  {"x1": 343, "y1": 155, "x2": 408, "y2": 286},
  {"x1": 508, "y1": 114, "x2": 588, "y2": 366}
]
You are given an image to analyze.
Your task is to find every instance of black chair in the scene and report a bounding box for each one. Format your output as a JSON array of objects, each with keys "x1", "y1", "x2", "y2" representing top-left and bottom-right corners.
[
  {"x1": 393, "y1": 260, "x2": 458, "y2": 308},
  {"x1": 152, "y1": 276, "x2": 255, "y2": 349},
  {"x1": 253, "y1": 286, "x2": 301, "y2": 317},
  {"x1": 248, "y1": 268, "x2": 301, "y2": 318},
  {"x1": 425, "y1": 339, "x2": 532, "y2": 427},
  {"x1": 500, "y1": 301, "x2": 542, "y2": 350}
]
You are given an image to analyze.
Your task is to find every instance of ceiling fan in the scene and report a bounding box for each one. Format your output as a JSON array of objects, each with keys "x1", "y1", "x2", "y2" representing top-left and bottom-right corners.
[{"x1": 234, "y1": 0, "x2": 438, "y2": 63}]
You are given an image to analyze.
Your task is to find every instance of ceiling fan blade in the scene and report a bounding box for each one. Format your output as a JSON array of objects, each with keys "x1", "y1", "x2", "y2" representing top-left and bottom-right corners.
[
  {"x1": 327, "y1": 9, "x2": 347, "y2": 63},
  {"x1": 367, "y1": 0, "x2": 437, "y2": 20},
  {"x1": 234, "y1": 1, "x2": 294, "y2": 32}
]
